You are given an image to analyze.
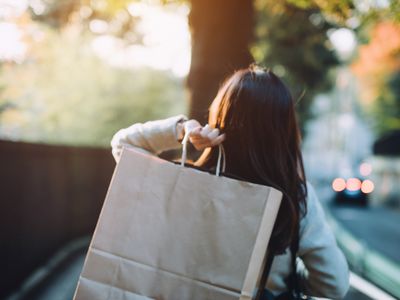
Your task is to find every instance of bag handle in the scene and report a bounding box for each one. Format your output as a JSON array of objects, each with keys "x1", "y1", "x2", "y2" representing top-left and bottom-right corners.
[{"x1": 180, "y1": 127, "x2": 226, "y2": 176}]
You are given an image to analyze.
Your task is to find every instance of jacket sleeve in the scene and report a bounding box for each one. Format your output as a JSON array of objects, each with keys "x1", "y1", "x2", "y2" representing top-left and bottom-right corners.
[
  {"x1": 110, "y1": 114, "x2": 188, "y2": 163},
  {"x1": 297, "y1": 183, "x2": 350, "y2": 299}
]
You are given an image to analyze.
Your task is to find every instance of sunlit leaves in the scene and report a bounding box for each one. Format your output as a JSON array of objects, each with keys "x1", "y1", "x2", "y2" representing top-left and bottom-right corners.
[
  {"x1": 292, "y1": 0, "x2": 352, "y2": 22},
  {"x1": 253, "y1": 2, "x2": 338, "y2": 124},
  {"x1": 351, "y1": 21, "x2": 400, "y2": 134},
  {"x1": 0, "y1": 29, "x2": 186, "y2": 145},
  {"x1": 256, "y1": 0, "x2": 353, "y2": 25}
]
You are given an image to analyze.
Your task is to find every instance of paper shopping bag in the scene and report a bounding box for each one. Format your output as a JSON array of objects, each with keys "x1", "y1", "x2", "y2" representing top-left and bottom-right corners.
[{"x1": 74, "y1": 147, "x2": 282, "y2": 300}]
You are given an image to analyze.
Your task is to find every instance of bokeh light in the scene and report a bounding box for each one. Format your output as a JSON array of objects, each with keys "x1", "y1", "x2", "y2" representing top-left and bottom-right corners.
[
  {"x1": 361, "y1": 180, "x2": 375, "y2": 193},
  {"x1": 332, "y1": 178, "x2": 346, "y2": 192},
  {"x1": 346, "y1": 178, "x2": 362, "y2": 191}
]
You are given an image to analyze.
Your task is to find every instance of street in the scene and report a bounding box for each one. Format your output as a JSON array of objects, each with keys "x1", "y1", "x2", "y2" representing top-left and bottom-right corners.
[{"x1": 329, "y1": 203, "x2": 400, "y2": 263}]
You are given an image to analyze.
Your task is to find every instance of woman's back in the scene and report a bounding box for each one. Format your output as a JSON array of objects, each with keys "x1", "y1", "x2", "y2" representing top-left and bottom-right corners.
[
  {"x1": 110, "y1": 114, "x2": 349, "y2": 299},
  {"x1": 267, "y1": 181, "x2": 349, "y2": 299},
  {"x1": 110, "y1": 65, "x2": 350, "y2": 299}
]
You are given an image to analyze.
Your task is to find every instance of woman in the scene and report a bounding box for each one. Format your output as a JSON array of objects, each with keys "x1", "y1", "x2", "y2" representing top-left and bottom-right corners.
[{"x1": 111, "y1": 65, "x2": 349, "y2": 299}]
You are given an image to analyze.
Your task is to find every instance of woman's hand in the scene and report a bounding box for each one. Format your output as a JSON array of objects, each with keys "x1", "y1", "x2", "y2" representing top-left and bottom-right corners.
[{"x1": 182, "y1": 120, "x2": 225, "y2": 151}]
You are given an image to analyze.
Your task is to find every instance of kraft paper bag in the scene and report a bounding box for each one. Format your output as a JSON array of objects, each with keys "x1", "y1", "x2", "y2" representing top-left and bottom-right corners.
[{"x1": 74, "y1": 147, "x2": 282, "y2": 300}]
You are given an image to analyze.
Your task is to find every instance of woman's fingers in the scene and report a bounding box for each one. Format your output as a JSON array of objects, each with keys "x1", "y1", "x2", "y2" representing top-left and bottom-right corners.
[
  {"x1": 200, "y1": 124, "x2": 212, "y2": 137},
  {"x1": 210, "y1": 133, "x2": 226, "y2": 146},
  {"x1": 188, "y1": 124, "x2": 225, "y2": 150},
  {"x1": 184, "y1": 121, "x2": 224, "y2": 151},
  {"x1": 189, "y1": 128, "x2": 217, "y2": 142},
  {"x1": 192, "y1": 133, "x2": 224, "y2": 150},
  {"x1": 207, "y1": 128, "x2": 220, "y2": 140},
  {"x1": 189, "y1": 126, "x2": 219, "y2": 139},
  {"x1": 188, "y1": 126, "x2": 202, "y2": 136},
  {"x1": 184, "y1": 120, "x2": 202, "y2": 134}
]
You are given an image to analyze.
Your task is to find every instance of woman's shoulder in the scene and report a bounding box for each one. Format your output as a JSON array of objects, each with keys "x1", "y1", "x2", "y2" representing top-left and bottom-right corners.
[
  {"x1": 303, "y1": 181, "x2": 323, "y2": 214},
  {"x1": 299, "y1": 181, "x2": 330, "y2": 235},
  {"x1": 297, "y1": 181, "x2": 350, "y2": 298}
]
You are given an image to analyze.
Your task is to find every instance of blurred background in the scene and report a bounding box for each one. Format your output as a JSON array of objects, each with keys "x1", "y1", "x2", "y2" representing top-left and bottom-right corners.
[{"x1": 0, "y1": 0, "x2": 399, "y2": 299}]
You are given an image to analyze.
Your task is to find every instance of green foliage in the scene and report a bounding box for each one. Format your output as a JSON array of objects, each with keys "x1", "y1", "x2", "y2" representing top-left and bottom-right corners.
[
  {"x1": 253, "y1": 3, "x2": 339, "y2": 124},
  {"x1": 14, "y1": 0, "x2": 399, "y2": 139},
  {"x1": 390, "y1": 0, "x2": 400, "y2": 23},
  {"x1": 351, "y1": 21, "x2": 400, "y2": 136},
  {"x1": 0, "y1": 29, "x2": 186, "y2": 146},
  {"x1": 372, "y1": 72, "x2": 400, "y2": 135},
  {"x1": 284, "y1": 0, "x2": 399, "y2": 25},
  {"x1": 256, "y1": 0, "x2": 353, "y2": 25},
  {"x1": 31, "y1": 0, "x2": 132, "y2": 25}
]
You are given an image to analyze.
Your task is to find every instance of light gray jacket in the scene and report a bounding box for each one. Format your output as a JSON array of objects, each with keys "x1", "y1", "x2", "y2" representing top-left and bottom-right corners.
[{"x1": 110, "y1": 114, "x2": 350, "y2": 299}]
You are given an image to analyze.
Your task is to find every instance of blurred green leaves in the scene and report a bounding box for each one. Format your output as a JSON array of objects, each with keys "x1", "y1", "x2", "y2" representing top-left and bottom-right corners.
[
  {"x1": 284, "y1": 0, "x2": 353, "y2": 23},
  {"x1": 372, "y1": 72, "x2": 400, "y2": 135},
  {"x1": 351, "y1": 21, "x2": 400, "y2": 136},
  {"x1": 0, "y1": 27, "x2": 186, "y2": 146},
  {"x1": 253, "y1": 2, "x2": 339, "y2": 123},
  {"x1": 2, "y1": 0, "x2": 399, "y2": 146}
]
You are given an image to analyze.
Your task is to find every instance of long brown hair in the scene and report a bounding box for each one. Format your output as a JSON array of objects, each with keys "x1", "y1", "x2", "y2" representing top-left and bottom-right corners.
[{"x1": 194, "y1": 64, "x2": 307, "y2": 254}]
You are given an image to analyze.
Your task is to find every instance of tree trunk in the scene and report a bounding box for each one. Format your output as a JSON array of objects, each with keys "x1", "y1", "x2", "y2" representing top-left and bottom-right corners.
[{"x1": 187, "y1": 0, "x2": 254, "y2": 124}]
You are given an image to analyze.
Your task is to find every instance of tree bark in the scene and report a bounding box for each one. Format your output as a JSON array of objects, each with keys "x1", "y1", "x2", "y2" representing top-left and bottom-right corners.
[{"x1": 187, "y1": 0, "x2": 254, "y2": 124}]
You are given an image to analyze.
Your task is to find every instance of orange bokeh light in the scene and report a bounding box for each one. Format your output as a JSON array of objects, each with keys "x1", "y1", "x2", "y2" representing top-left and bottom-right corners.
[
  {"x1": 346, "y1": 178, "x2": 362, "y2": 191},
  {"x1": 332, "y1": 178, "x2": 346, "y2": 192},
  {"x1": 361, "y1": 180, "x2": 375, "y2": 193}
]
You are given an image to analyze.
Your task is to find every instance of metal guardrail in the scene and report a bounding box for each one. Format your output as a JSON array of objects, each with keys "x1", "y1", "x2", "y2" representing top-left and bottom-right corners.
[{"x1": 325, "y1": 206, "x2": 400, "y2": 299}]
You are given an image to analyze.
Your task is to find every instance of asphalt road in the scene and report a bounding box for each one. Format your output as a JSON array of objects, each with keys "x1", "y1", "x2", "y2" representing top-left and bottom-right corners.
[
  {"x1": 312, "y1": 185, "x2": 399, "y2": 299},
  {"x1": 328, "y1": 202, "x2": 400, "y2": 263}
]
